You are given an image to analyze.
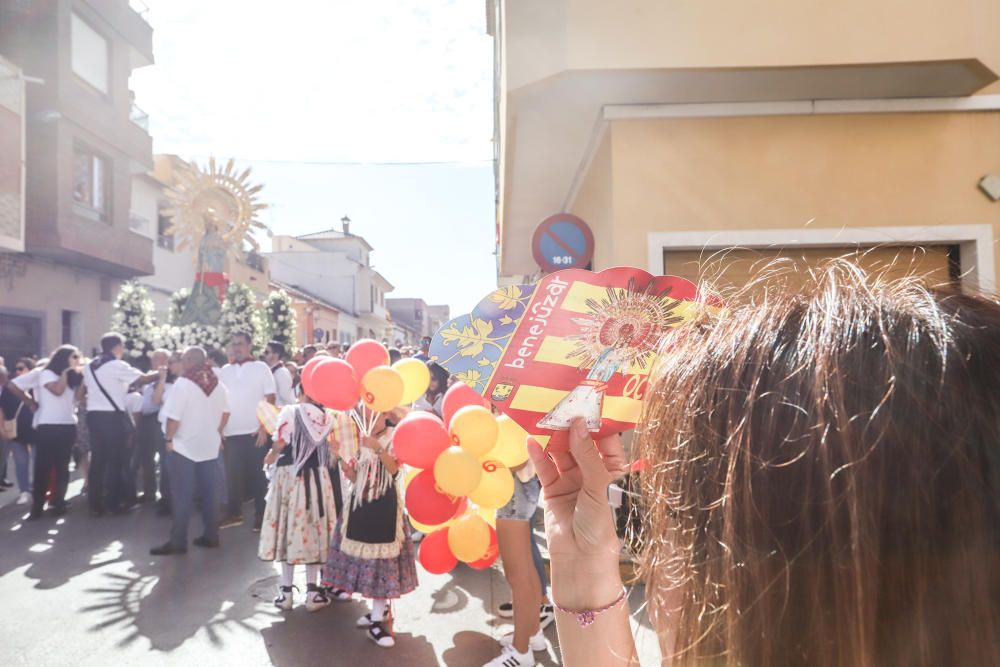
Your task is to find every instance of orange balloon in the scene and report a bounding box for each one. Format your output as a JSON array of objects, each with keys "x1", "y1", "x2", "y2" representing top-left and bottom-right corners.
[
  {"x1": 447, "y1": 513, "x2": 492, "y2": 563},
  {"x1": 433, "y1": 446, "x2": 482, "y2": 497}
]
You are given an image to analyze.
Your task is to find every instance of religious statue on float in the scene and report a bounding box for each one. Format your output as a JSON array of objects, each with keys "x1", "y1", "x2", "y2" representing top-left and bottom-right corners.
[{"x1": 162, "y1": 157, "x2": 268, "y2": 326}]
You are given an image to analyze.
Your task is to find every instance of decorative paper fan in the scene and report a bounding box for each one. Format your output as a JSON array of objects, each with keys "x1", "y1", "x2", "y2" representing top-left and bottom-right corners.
[
  {"x1": 256, "y1": 400, "x2": 281, "y2": 435},
  {"x1": 430, "y1": 267, "x2": 720, "y2": 441}
]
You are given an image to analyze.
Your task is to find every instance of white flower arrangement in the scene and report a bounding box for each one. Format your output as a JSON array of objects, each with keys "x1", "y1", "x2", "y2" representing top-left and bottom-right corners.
[
  {"x1": 111, "y1": 281, "x2": 156, "y2": 365},
  {"x1": 262, "y1": 289, "x2": 296, "y2": 347},
  {"x1": 112, "y1": 282, "x2": 296, "y2": 361}
]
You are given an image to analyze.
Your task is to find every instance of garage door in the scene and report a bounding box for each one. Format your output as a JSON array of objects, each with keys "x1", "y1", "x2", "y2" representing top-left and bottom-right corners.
[{"x1": 663, "y1": 245, "x2": 957, "y2": 298}]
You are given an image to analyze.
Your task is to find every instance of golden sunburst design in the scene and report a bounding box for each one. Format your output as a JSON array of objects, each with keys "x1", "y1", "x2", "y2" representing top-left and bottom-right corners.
[
  {"x1": 162, "y1": 157, "x2": 268, "y2": 261},
  {"x1": 567, "y1": 278, "x2": 685, "y2": 370}
]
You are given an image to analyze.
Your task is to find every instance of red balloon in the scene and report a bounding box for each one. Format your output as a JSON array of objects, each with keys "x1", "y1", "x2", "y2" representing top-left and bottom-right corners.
[
  {"x1": 442, "y1": 382, "x2": 489, "y2": 426},
  {"x1": 299, "y1": 356, "x2": 328, "y2": 397},
  {"x1": 405, "y1": 470, "x2": 463, "y2": 526},
  {"x1": 451, "y1": 496, "x2": 469, "y2": 519},
  {"x1": 418, "y1": 528, "x2": 457, "y2": 574},
  {"x1": 394, "y1": 412, "x2": 451, "y2": 469},
  {"x1": 468, "y1": 525, "x2": 498, "y2": 569},
  {"x1": 309, "y1": 359, "x2": 360, "y2": 410},
  {"x1": 345, "y1": 339, "x2": 390, "y2": 382}
]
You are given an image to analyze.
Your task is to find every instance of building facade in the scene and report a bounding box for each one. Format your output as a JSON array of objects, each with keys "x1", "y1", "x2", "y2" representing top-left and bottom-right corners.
[
  {"x1": 0, "y1": 0, "x2": 155, "y2": 360},
  {"x1": 268, "y1": 224, "x2": 393, "y2": 345},
  {"x1": 387, "y1": 297, "x2": 451, "y2": 346},
  {"x1": 491, "y1": 0, "x2": 1000, "y2": 293},
  {"x1": 270, "y1": 280, "x2": 341, "y2": 350}
]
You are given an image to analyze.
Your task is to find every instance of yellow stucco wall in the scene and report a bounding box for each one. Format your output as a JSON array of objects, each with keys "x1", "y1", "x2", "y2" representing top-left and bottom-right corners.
[
  {"x1": 570, "y1": 130, "x2": 613, "y2": 269},
  {"x1": 506, "y1": 0, "x2": 1000, "y2": 92},
  {"x1": 573, "y1": 112, "x2": 1000, "y2": 283}
]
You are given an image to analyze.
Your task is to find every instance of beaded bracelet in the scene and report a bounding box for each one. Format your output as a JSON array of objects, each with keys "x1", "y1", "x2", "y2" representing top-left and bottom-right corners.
[{"x1": 554, "y1": 586, "x2": 628, "y2": 627}]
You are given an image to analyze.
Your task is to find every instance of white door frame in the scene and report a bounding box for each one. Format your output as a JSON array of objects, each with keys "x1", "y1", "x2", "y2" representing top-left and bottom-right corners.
[{"x1": 648, "y1": 224, "x2": 995, "y2": 290}]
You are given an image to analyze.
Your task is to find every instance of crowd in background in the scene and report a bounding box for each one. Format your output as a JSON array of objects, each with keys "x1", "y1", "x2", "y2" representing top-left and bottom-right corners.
[{"x1": 0, "y1": 331, "x2": 551, "y2": 666}]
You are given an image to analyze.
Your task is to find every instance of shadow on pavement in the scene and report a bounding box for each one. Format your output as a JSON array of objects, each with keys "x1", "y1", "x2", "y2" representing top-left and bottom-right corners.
[
  {"x1": 0, "y1": 477, "x2": 579, "y2": 664},
  {"x1": 260, "y1": 598, "x2": 439, "y2": 666}
]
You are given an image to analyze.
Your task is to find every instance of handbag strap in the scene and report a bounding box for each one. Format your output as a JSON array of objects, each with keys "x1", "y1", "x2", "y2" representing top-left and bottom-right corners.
[{"x1": 88, "y1": 364, "x2": 123, "y2": 414}]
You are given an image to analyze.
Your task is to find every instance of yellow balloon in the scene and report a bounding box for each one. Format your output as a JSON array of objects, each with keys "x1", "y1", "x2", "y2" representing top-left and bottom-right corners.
[
  {"x1": 361, "y1": 366, "x2": 405, "y2": 411},
  {"x1": 449, "y1": 405, "x2": 499, "y2": 457},
  {"x1": 409, "y1": 514, "x2": 452, "y2": 534},
  {"x1": 447, "y1": 513, "x2": 492, "y2": 563},
  {"x1": 468, "y1": 460, "x2": 515, "y2": 509},
  {"x1": 477, "y1": 506, "x2": 497, "y2": 527},
  {"x1": 433, "y1": 446, "x2": 483, "y2": 497},
  {"x1": 393, "y1": 358, "x2": 431, "y2": 405},
  {"x1": 485, "y1": 415, "x2": 530, "y2": 467}
]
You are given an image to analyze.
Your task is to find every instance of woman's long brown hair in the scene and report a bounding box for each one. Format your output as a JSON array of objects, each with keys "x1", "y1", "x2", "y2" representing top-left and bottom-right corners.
[{"x1": 636, "y1": 260, "x2": 1000, "y2": 666}]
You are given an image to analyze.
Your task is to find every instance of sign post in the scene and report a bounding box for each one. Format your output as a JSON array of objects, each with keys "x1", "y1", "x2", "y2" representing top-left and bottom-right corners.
[{"x1": 531, "y1": 213, "x2": 595, "y2": 273}]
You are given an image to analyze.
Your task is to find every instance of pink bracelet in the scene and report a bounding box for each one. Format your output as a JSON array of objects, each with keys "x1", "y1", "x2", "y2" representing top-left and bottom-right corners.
[{"x1": 554, "y1": 587, "x2": 628, "y2": 627}]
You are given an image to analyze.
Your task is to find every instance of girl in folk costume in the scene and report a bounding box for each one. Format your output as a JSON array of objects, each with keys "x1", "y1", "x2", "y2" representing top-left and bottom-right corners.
[
  {"x1": 323, "y1": 409, "x2": 418, "y2": 649},
  {"x1": 412, "y1": 362, "x2": 448, "y2": 418},
  {"x1": 258, "y1": 396, "x2": 339, "y2": 612}
]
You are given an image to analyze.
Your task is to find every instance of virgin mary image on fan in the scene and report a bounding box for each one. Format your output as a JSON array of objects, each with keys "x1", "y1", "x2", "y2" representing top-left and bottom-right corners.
[{"x1": 536, "y1": 278, "x2": 684, "y2": 432}]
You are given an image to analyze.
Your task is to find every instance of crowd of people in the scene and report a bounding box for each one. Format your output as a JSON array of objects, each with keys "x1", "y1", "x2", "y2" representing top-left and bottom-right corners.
[
  {"x1": 0, "y1": 331, "x2": 550, "y2": 666},
  {"x1": 3, "y1": 261, "x2": 999, "y2": 666}
]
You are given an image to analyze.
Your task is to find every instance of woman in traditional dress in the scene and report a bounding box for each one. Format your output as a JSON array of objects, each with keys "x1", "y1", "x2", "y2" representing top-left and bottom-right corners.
[
  {"x1": 259, "y1": 395, "x2": 338, "y2": 612},
  {"x1": 322, "y1": 409, "x2": 418, "y2": 649}
]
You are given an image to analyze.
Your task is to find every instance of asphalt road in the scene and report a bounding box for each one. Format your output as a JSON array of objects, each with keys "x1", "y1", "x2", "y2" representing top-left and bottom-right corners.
[{"x1": 0, "y1": 476, "x2": 661, "y2": 666}]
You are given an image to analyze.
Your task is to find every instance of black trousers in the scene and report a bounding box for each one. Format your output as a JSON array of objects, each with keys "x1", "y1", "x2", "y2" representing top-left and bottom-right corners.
[
  {"x1": 87, "y1": 411, "x2": 129, "y2": 513},
  {"x1": 33, "y1": 424, "x2": 76, "y2": 513},
  {"x1": 134, "y1": 414, "x2": 160, "y2": 499},
  {"x1": 223, "y1": 433, "x2": 267, "y2": 521}
]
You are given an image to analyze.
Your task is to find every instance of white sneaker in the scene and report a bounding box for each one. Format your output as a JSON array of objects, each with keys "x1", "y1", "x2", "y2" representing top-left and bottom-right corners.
[
  {"x1": 500, "y1": 629, "x2": 547, "y2": 652},
  {"x1": 538, "y1": 604, "x2": 555, "y2": 629},
  {"x1": 367, "y1": 621, "x2": 395, "y2": 648},
  {"x1": 483, "y1": 645, "x2": 535, "y2": 667},
  {"x1": 273, "y1": 586, "x2": 294, "y2": 611},
  {"x1": 16, "y1": 492, "x2": 31, "y2": 505},
  {"x1": 357, "y1": 612, "x2": 374, "y2": 628},
  {"x1": 305, "y1": 585, "x2": 331, "y2": 612}
]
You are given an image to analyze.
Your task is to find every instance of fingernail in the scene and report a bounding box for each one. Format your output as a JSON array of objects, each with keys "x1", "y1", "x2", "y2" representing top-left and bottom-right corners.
[{"x1": 572, "y1": 419, "x2": 588, "y2": 439}]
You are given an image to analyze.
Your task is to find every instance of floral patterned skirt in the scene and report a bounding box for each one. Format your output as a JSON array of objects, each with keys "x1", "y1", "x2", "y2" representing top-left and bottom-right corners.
[
  {"x1": 322, "y1": 513, "x2": 418, "y2": 600},
  {"x1": 258, "y1": 465, "x2": 337, "y2": 564}
]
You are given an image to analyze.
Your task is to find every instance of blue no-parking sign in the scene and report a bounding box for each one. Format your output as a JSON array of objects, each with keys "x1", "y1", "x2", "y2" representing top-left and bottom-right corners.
[{"x1": 531, "y1": 213, "x2": 595, "y2": 273}]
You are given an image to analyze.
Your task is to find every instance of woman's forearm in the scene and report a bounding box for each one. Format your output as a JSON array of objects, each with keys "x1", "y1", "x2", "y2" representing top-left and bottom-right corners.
[{"x1": 551, "y1": 560, "x2": 638, "y2": 666}]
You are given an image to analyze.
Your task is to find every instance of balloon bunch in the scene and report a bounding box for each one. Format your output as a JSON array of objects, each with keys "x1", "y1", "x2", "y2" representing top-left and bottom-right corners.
[
  {"x1": 298, "y1": 339, "x2": 431, "y2": 436},
  {"x1": 397, "y1": 382, "x2": 531, "y2": 573}
]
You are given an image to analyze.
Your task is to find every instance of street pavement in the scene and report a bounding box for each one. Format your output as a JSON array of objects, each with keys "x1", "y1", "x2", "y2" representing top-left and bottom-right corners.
[{"x1": 0, "y1": 476, "x2": 662, "y2": 666}]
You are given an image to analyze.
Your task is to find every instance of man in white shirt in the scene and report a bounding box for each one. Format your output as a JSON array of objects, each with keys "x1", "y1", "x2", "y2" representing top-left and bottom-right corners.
[
  {"x1": 83, "y1": 333, "x2": 159, "y2": 516},
  {"x1": 218, "y1": 331, "x2": 276, "y2": 530},
  {"x1": 263, "y1": 341, "x2": 295, "y2": 407},
  {"x1": 151, "y1": 346, "x2": 230, "y2": 556}
]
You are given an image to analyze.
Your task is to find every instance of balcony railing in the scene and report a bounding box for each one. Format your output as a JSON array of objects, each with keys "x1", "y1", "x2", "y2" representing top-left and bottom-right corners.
[{"x1": 129, "y1": 103, "x2": 149, "y2": 131}]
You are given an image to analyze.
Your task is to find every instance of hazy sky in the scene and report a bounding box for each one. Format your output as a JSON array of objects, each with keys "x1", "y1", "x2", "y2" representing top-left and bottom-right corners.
[{"x1": 131, "y1": 0, "x2": 497, "y2": 313}]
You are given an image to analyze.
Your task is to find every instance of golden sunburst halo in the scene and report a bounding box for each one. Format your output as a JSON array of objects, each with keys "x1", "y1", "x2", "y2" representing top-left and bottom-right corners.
[
  {"x1": 567, "y1": 278, "x2": 685, "y2": 370},
  {"x1": 162, "y1": 157, "x2": 268, "y2": 261}
]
